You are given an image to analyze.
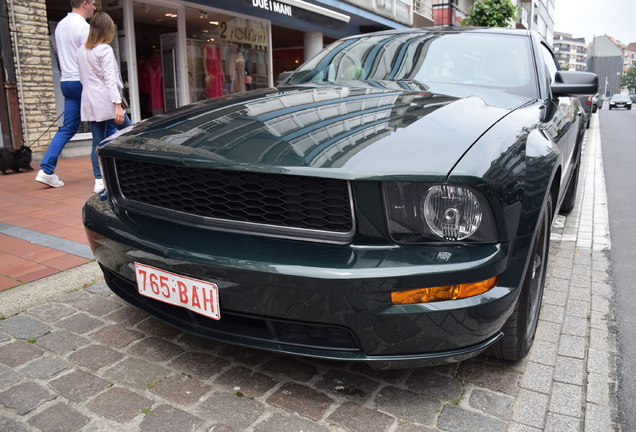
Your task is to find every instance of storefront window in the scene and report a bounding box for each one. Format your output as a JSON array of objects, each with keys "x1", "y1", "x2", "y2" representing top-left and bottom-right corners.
[
  {"x1": 131, "y1": 1, "x2": 179, "y2": 119},
  {"x1": 47, "y1": 0, "x2": 272, "y2": 126},
  {"x1": 184, "y1": 6, "x2": 270, "y2": 103}
]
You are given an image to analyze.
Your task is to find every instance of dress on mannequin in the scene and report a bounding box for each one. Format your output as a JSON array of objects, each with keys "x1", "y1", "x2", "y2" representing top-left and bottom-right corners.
[
  {"x1": 204, "y1": 43, "x2": 223, "y2": 99},
  {"x1": 147, "y1": 54, "x2": 164, "y2": 115},
  {"x1": 230, "y1": 48, "x2": 245, "y2": 94}
]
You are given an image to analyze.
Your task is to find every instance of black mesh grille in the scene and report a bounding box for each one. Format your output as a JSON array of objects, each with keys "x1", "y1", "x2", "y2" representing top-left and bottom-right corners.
[{"x1": 114, "y1": 159, "x2": 354, "y2": 236}]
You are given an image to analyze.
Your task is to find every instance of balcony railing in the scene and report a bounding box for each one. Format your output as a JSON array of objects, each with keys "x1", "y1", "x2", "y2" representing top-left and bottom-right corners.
[
  {"x1": 516, "y1": 1, "x2": 531, "y2": 29},
  {"x1": 414, "y1": 0, "x2": 433, "y2": 18}
]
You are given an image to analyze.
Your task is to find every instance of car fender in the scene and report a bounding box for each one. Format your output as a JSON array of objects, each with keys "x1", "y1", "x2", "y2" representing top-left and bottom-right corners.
[{"x1": 448, "y1": 105, "x2": 562, "y2": 244}]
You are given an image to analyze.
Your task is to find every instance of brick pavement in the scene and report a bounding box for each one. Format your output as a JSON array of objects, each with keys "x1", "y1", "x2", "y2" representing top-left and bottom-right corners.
[
  {"x1": 0, "y1": 156, "x2": 95, "y2": 291},
  {"x1": 0, "y1": 114, "x2": 618, "y2": 431}
]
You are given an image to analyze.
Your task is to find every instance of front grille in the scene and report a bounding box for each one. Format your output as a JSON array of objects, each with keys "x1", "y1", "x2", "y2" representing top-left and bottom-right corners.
[{"x1": 113, "y1": 159, "x2": 354, "y2": 242}]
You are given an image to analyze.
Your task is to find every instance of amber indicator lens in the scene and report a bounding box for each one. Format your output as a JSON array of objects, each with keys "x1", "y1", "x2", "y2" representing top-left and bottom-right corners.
[{"x1": 391, "y1": 276, "x2": 499, "y2": 304}]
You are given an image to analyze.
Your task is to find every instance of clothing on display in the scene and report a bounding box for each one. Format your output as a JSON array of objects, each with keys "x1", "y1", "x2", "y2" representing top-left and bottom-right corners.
[
  {"x1": 148, "y1": 54, "x2": 164, "y2": 115},
  {"x1": 204, "y1": 43, "x2": 223, "y2": 99},
  {"x1": 230, "y1": 48, "x2": 245, "y2": 94}
]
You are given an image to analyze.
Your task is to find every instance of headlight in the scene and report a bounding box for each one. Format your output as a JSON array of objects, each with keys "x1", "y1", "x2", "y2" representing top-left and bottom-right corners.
[{"x1": 384, "y1": 182, "x2": 498, "y2": 243}]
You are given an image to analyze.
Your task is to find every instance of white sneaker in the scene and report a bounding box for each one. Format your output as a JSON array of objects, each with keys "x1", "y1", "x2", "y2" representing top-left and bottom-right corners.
[
  {"x1": 35, "y1": 169, "x2": 64, "y2": 187},
  {"x1": 94, "y1": 179, "x2": 104, "y2": 193}
]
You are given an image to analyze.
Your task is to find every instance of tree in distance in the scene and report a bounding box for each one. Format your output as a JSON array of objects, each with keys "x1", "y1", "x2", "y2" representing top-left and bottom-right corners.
[{"x1": 462, "y1": 0, "x2": 520, "y2": 28}]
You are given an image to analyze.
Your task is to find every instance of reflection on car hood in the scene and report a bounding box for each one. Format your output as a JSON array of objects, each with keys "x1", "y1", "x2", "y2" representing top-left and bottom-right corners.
[{"x1": 100, "y1": 84, "x2": 527, "y2": 180}]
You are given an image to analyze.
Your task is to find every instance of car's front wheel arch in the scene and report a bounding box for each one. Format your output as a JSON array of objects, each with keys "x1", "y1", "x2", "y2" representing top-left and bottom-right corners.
[{"x1": 487, "y1": 191, "x2": 552, "y2": 361}]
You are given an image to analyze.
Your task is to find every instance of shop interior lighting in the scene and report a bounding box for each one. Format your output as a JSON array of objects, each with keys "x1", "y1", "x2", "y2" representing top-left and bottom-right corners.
[{"x1": 209, "y1": 21, "x2": 218, "y2": 25}]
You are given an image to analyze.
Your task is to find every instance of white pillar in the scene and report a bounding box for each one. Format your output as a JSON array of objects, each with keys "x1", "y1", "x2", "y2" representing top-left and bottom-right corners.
[{"x1": 303, "y1": 32, "x2": 323, "y2": 62}]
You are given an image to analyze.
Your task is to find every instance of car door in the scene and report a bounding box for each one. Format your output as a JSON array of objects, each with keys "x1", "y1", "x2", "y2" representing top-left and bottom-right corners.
[{"x1": 538, "y1": 42, "x2": 579, "y2": 179}]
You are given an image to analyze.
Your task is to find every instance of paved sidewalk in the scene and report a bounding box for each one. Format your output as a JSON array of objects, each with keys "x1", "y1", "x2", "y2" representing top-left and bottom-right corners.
[
  {"x1": 0, "y1": 115, "x2": 619, "y2": 431},
  {"x1": 0, "y1": 157, "x2": 96, "y2": 292}
]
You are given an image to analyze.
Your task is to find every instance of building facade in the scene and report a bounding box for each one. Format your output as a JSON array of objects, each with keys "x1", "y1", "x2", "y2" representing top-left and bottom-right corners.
[
  {"x1": 620, "y1": 44, "x2": 635, "y2": 96},
  {"x1": 413, "y1": 0, "x2": 434, "y2": 27},
  {"x1": 430, "y1": 0, "x2": 555, "y2": 44},
  {"x1": 588, "y1": 35, "x2": 624, "y2": 97},
  {"x1": 1, "y1": 0, "x2": 413, "y2": 155},
  {"x1": 553, "y1": 32, "x2": 587, "y2": 71}
]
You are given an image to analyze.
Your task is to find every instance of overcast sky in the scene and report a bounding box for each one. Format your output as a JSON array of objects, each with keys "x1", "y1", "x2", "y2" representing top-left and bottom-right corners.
[{"x1": 554, "y1": 0, "x2": 636, "y2": 45}]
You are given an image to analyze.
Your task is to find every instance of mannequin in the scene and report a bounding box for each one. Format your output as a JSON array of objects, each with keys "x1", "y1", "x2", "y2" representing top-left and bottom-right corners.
[{"x1": 230, "y1": 46, "x2": 245, "y2": 94}]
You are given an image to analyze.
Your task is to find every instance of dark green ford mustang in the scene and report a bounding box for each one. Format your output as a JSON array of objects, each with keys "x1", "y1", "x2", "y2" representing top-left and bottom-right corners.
[{"x1": 83, "y1": 28, "x2": 597, "y2": 369}]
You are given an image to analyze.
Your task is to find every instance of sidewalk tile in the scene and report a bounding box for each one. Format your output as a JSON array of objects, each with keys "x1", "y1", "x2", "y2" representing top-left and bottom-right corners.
[
  {"x1": 28, "y1": 402, "x2": 89, "y2": 432},
  {"x1": 327, "y1": 401, "x2": 395, "y2": 432},
  {"x1": 0, "y1": 382, "x2": 56, "y2": 415},
  {"x1": 49, "y1": 370, "x2": 112, "y2": 402},
  {"x1": 0, "y1": 275, "x2": 20, "y2": 292},
  {"x1": 266, "y1": 382, "x2": 333, "y2": 421},
  {"x1": 139, "y1": 404, "x2": 203, "y2": 432},
  {"x1": 151, "y1": 375, "x2": 211, "y2": 406},
  {"x1": 40, "y1": 254, "x2": 90, "y2": 271},
  {"x1": 87, "y1": 387, "x2": 152, "y2": 422}
]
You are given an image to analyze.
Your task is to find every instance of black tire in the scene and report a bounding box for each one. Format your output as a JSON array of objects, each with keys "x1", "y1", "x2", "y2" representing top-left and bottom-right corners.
[
  {"x1": 560, "y1": 162, "x2": 579, "y2": 214},
  {"x1": 609, "y1": 106, "x2": 612, "y2": 110},
  {"x1": 488, "y1": 194, "x2": 552, "y2": 361},
  {"x1": 585, "y1": 117, "x2": 590, "y2": 129}
]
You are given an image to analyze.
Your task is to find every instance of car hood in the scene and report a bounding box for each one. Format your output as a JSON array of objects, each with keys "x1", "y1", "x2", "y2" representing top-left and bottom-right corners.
[{"x1": 100, "y1": 83, "x2": 530, "y2": 181}]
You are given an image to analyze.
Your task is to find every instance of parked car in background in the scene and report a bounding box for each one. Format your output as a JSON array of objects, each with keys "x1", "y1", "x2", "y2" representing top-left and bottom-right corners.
[
  {"x1": 84, "y1": 28, "x2": 597, "y2": 369},
  {"x1": 609, "y1": 94, "x2": 632, "y2": 110},
  {"x1": 579, "y1": 95, "x2": 593, "y2": 129},
  {"x1": 592, "y1": 93, "x2": 603, "y2": 112}
]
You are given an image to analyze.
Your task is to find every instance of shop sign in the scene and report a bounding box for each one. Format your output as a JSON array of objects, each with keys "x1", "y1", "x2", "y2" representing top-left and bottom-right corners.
[
  {"x1": 251, "y1": 0, "x2": 293, "y2": 17},
  {"x1": 219, "y1": 18, "x2": 269, "y2": 45}
]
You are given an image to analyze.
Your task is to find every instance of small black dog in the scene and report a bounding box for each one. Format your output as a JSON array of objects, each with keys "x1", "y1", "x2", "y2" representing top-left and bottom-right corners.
[{"x1": 0, "y1": 146, "x2": 33, "y2": 175}]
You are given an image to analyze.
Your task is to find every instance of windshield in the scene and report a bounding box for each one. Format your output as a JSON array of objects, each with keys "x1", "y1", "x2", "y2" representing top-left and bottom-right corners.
[
  {"x1": 287, "y1": 32, "x2": 537, "y2": 99},
  {"x1": 612, "y1": 94, "x2": 629, "y2": 100}
]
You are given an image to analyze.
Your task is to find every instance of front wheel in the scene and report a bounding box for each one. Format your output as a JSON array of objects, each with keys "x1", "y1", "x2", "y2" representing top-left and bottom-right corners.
[{"x1": 488, "y1": 194, "x2": 552, "y2": 361}]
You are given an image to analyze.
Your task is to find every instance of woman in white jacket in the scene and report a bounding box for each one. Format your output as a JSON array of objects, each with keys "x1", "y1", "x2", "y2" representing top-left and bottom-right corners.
[{"x1": 77, "y1": 11, "x2": 131, "y2": 193}]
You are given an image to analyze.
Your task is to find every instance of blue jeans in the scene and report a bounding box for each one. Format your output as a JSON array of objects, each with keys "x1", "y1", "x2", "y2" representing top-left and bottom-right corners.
[
  {"x1": 90, "y1": 114, "x2": 132, "y2": 179},
  {"x1": 40, "y1": 81, "x2": 82, "y2": 175}
]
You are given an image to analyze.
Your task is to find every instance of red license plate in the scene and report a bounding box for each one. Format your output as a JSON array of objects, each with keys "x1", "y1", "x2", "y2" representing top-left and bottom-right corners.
[{"x1": 134, "y1": 263, "x2": 220, "y2": 320}]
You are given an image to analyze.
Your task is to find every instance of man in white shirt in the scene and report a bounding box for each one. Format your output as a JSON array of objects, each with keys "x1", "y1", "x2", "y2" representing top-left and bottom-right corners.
[{"x1": 36, "y1": 0, "x2": 96, "y2": 188}]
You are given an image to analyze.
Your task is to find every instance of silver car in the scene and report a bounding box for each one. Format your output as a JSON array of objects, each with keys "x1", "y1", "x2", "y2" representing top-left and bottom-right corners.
[{"x1": 592, "y1": 93, "x2": 603, "y2": 112}]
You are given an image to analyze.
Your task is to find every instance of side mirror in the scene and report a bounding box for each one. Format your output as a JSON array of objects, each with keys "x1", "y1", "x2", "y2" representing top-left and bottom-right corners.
[
  {"x1": 275, "y1": 71, "x2": 293, "y2": 87},
  {"x1": 552, "y1": 71, "x2": 599, "y2": 97}
]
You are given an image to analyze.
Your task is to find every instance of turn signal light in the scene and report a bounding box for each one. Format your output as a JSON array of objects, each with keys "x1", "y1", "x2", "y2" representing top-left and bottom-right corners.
[{"x1": 391, "y1": 276, "x2": 499, "y2": 304}]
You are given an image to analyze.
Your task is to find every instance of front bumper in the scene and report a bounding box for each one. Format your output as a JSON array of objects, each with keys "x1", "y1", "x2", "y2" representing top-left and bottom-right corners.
[{"x1": 83, "y1": 194, "x2": 530, "y2": 368}]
